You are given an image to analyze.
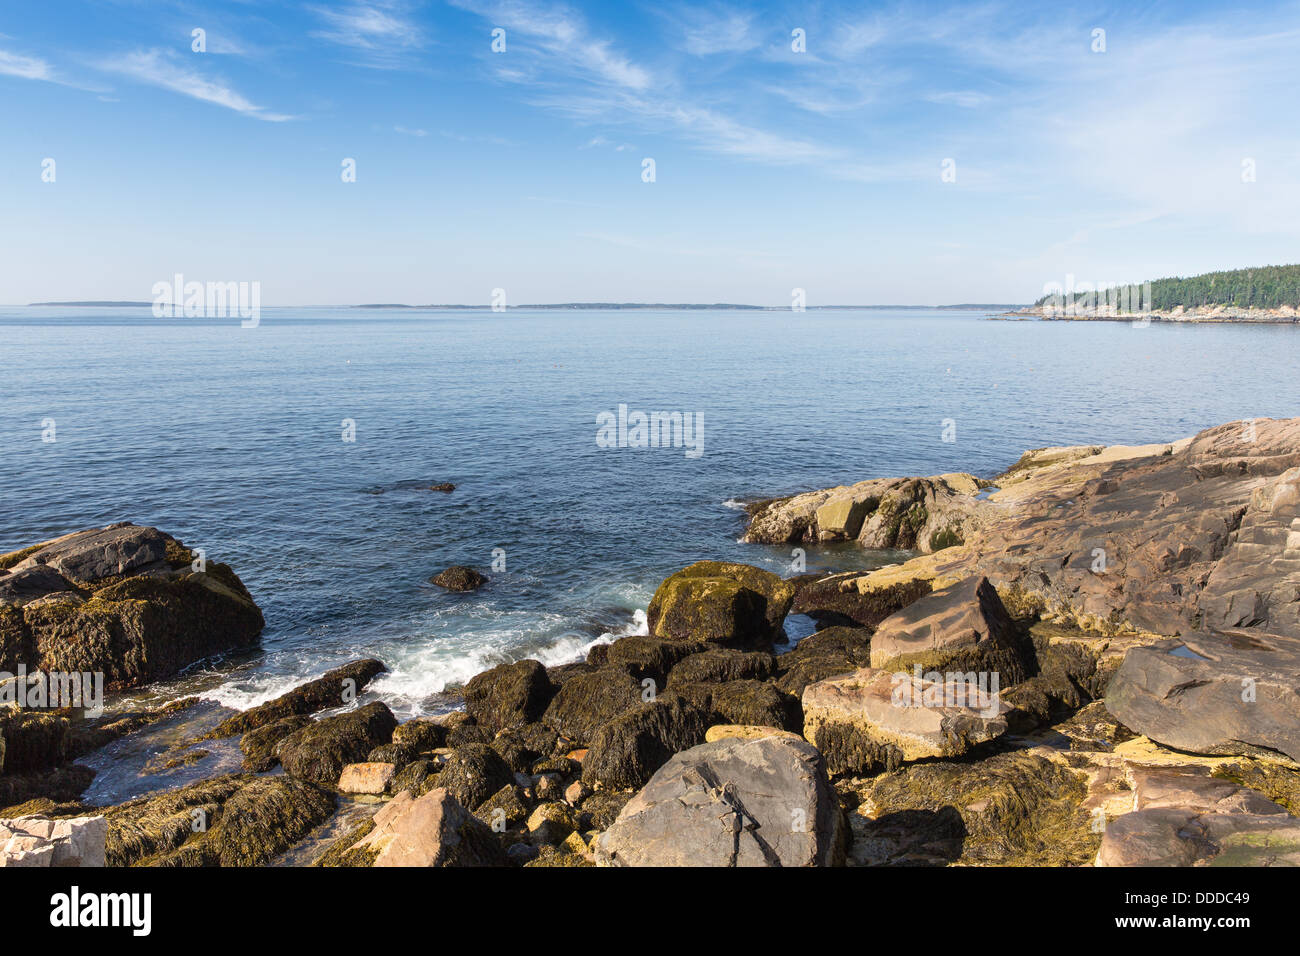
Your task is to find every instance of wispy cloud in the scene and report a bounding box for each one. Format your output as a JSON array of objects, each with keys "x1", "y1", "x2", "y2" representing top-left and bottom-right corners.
[
  {"x1": 394, "y1": 124, "x2": 428, "y2": 135},
  {"x1": 925, "y1": 90, "x2": 991, "y2": 108},
  {"x1": 100, "y1": 50, "x2": 293, "y2": 121},
  {"x1": 0, "y1": 48, "x2": 54, "y2": 81},
  {"x1": 309, "y1": 1, "x2": 425, "y2": 68}
]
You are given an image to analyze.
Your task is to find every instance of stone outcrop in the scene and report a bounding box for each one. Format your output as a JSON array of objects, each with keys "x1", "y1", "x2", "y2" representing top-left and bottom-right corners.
[
  {"x1": 0, "y1": 814, "x2": 106, "y2": 867},
  {"x1": 0, "y1": 524, "x2": 264, "y2": 689},
  {"x1": 464, "y1": 659, "x2": 555, "y2": 733},
  {"x1": 802, "y1": 667, "x2": 1009, "y2": 775},
  {"x1": 743, "y1": 473, "x2": 985, "y2": 552},
  {"x1": 1105, "y1": 630, "x2": 1300, "y2": 762},
  {"x1": 595, "y1": 735, "x2": 844, "y2": 867}
]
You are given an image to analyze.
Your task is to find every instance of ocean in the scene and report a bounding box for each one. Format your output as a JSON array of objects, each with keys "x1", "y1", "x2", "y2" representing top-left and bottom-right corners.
[{"x1": 3, "y1": 306, "x2": 1298, "y2": 724}]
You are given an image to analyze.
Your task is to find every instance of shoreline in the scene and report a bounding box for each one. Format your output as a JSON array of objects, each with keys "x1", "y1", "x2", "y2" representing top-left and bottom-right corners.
[
  {"x1": 996, "y1": 306, "x2": 1300, "y2": 324},
  {"x1": 5, "y1": 416, "x2": 1300, "y2": 868}
]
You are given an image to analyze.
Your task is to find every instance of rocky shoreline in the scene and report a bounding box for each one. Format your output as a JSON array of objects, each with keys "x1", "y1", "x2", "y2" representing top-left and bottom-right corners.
[
  {"x1": 4, "y1": 416, "x2": 1300, "y2": 867},
  {"x1": 998, "y1": 305, "x2": 1300, "y2": 323}
]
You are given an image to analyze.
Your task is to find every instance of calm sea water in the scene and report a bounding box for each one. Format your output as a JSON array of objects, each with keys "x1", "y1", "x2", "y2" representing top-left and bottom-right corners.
[{"x1": 3, "y1": 306, "x2": 1298, "y2": 719}]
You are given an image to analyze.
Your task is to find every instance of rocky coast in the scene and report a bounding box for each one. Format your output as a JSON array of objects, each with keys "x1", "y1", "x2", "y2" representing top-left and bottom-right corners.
[{"x1": 4, "y1": 416, "x2": 1300, "y2": 867}]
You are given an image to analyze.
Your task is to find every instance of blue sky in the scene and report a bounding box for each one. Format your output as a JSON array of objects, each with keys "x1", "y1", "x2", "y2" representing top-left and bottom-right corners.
[{"x1": 1, "y1": 0, "x2": 1297, "y2": 305}]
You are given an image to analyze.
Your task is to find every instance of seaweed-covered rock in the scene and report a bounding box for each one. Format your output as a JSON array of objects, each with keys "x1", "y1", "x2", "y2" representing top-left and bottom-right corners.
[
  {"x1": 582, "y1": 695, "x2": 709, "y2": 790},
  {"x1": 390, "y1": 758, "x2": 440, "y2": 798},
  {"x1": 349, "y1": 788, "x2": 509, "y2": 866},
  {"x1": 774, "y1": 626, "x2": 874, "y2": 697},
  {"x1": 671, "y1": 680, "x2": 801, "y2": 732},
  {"x1": 474, "y1": 784, "x2": 530, "y2": 831},
  {"x1": 868, "y1": 575, "x2": 1029, "y2": 685},
  {"x1": 847, "y1": 751, "x2": 1099, "y2": 866},
  {"x1": 802, "y1": 667, "x2": 1008, "y2": 775},
  {"x1": 542, "y1": 666, "x2": 643, "y2": 744},
  {"x1": 239, "y1": 715, "x2": 312, "y2": 772},
  {"x1": 439, "y1": 743, "x2": 515, "y2": 811},
  {"x1": 430, "y1": 567, "x2": 487, "y2": 592},
  {"x1": 273, "y1": 702, "x2": 398, "y2": 786},
  {"x1": 526, "y1": 801, "x2": 577, "y2": 845},
  {"x1": 391, "y1": 717, "x2": 448, "y2": 752},
  {"x1": 647, "y1": 562, "x2": 795, "y2": 648},
  {"x1": 0, "y1": 707, "x2": 69, "y2": 774},
  {"x1": 595, "y1": 735, "x2": 844, "y2": 867},
  {"x1": 0, "y1": 525, "x2": 263, "y2": 689},
  {"x1": 464, "y1": 659, "x2": 555, "y2": 733},
  {"x1": 603, "y1": 635, "x2": 709, "y2": 687},
  {"x1": 577, "y1": 789, "x2": 632, "y2": 831},
  {"x1": 105, "y1": 773, "x2": 335, "y2": 867},
  {"x1": 205, "y1": 659, "x2": 386, "y2": 738},
  {"x1": 667, "y1": 648, "x2": 776, "y2": 686}
]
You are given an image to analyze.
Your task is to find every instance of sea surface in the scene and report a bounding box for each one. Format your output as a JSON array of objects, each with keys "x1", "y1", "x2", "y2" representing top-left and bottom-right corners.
[{"x1": 3, "y1": 306, "x2": 1298, "y2": 725}]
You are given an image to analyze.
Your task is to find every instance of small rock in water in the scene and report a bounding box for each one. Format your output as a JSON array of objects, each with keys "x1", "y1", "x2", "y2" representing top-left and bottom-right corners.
[
  {"x1": 428, "y1": 482, "x2": 455, "y2": 492},
  {"x1": 430, "y1": 566, "x2": 487, "y2": 592}
]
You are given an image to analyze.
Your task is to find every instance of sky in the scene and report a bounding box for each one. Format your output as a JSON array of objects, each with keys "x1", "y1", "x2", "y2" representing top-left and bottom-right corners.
[{"x1": 1, "y1": 0, "x2": 1298, "y2": 306}]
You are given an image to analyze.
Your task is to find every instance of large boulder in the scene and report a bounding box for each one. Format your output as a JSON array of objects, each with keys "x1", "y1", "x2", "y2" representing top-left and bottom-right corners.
[
  {"x1": 0, "y1": 524, "x2": 264, "y2": 689},
  {"x1": 582, "y1": 695, "x2": 709, "y2": 790},
  {"x1": 464, "y1": 659, "x2": 555, "y2": 733},
  {"x1": 594, "y1": 735, "x2": 844, "y2": 867},
  {"x1": 671, "y1": 680, "x2": 801, "y2": 732},
  {"x1": 647, "y1": 561, "x2": 795, "y2": 647},
  {"x1": 348, "y1": 788, "x2": 509, "y2": 866},
  {"x1": 205, "y1": 659, "x2": 387, "y2": 738},
  {"x1": 1105, "y1": 630, "x2": 1300, "y2": 762},
  {"x1": 868, "y1": 575, "x2": 1030, "y2": 684},
  {"x1": 600, "y1": 635, "x2": 708, "y2": 687},
  {"x1": 542, "y1": 666, "x2": 643, "y2": 744},
  {"x1": 802, "y1": 667, "x2": 1009, "y2": 775},
  {"x1": 273, "y1": 702, "x2": 398, "y2": 786},
  {"x1": 666, "y1": 648, "x2": 776, "y2": 686}
]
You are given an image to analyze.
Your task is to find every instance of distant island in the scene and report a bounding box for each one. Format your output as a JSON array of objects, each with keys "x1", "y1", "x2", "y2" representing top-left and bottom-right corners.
[
  {"x1": 1008, "y1": 264, "x2": 1300, "y2": 323},
  {"x1": 27, "y1": 301, "x2": 1025, "y2": 311}
]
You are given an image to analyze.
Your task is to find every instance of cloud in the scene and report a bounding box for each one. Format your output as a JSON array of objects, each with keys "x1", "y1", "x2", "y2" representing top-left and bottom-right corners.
[
  {"x1": 925, "y1": 90, "x2": 991, "y2": 108},
  {"x1": 394, "y1": 125, "x2": 428, "y2": 135},
  {"x1": 678, "y1": 8, "x2": 760, "y2": 56},
  {"x1": 0, "y1": 49, "x2": 54, "y2": 81},
  {"x1": 310, "y1": 1, "x2": 425, "y2": 68},
  {"x1": 100, "y1": 50, "x2": 293, "y2": 121}
]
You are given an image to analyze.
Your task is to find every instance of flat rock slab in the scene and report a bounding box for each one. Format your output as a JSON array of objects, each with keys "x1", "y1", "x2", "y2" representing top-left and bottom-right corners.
[
  {"x1": 1105, "y1": 629, "x2": 1300, "y2": 762},
  {"x1": 802, "y1": 666, "x2": 1008, "y2": 774},
  {"x1": 594, "y1": 735, "x2": 843, "y2": 867},
  {"x1": 1097, "y1": 808, "x2": 1300, "y2": 866},
  {"x1": 12, "y1": 524, "x2": 168, "y2": 585}
]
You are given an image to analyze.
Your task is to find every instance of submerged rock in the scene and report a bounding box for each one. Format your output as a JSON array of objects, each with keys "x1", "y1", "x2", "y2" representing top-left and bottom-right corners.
[
  {"x1": 0, "y1": 524, "x2": 263, "y2": 689},
  {"x1": 430, "y1": 566, "x2": 487, "y2": 592},
  {"x1": 205, "y1": 659, "x2": 387, "y2": 739},
  {"x1": 595, "y1": 735, "x2": 844, "y2": 867}
]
